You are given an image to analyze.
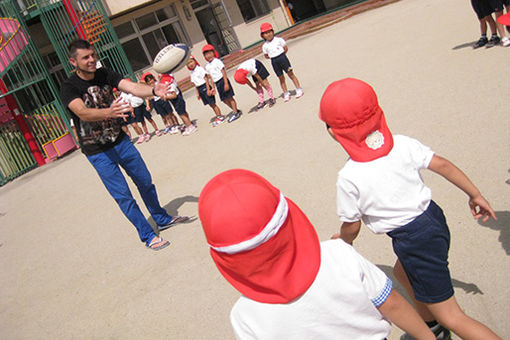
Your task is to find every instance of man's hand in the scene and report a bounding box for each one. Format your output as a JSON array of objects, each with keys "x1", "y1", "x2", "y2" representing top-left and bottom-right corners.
[
  {"x1": 109, "y1": 98, "x2": 131, "y2": 121},
  {"x1": 153, "y1": 81, "x2": 173, "y2": 99}
]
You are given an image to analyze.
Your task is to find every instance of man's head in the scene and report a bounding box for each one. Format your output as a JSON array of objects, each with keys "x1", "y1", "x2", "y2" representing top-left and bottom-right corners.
[
  {"x1": 319, "y1": 78, "x2": 394, "y2": 162},
  {"x1": 198, "y1": 169, "x2": 321, "y2": 304},
  {"x1": 68, "y1": 39, "x2": 97, "y2": 74}
]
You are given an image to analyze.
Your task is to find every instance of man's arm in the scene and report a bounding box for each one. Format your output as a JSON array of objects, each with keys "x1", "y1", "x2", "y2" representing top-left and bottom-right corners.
[
  {"x1": 331, "y1": 220, "x2": 361, "y2": 245},
  {"x1": 118, "y1": 79, "x2": 171, "y2": 99},
  {"x1": 377, "y1": 290, "x2": 435, "y2": 340},
  {"x1": 68, "y1": 97, "x2": 129, "y2": 122},
  {"x1": 428, "y1": 155, "x2": 496, "y2": 221}
]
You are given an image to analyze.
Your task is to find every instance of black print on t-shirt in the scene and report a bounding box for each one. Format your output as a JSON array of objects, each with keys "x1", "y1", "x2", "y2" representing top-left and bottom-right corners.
[{"x1": 79, "y1": 84, "x2": 120, "y2": 146}]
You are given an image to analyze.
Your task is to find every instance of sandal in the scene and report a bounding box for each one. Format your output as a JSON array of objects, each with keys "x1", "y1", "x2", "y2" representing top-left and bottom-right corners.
[
  {"x1": 146, "y1": 237, "x2": 170, "y2": 251},
  {"x1": 158, "y1": 216, "x2": 190, "y2": 231}
]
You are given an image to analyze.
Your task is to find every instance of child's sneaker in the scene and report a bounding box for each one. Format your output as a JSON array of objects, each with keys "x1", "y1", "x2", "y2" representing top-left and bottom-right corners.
[
  {"x1": 295, "y1": 88, "x2": 304, "y2": 98},
  {"x1": 283, "y1": 92, "x2": 291, "y2": 102},
  {"x1": 257, "y1": 102, "x2": 266, "y2": 110},
  {"x1": 170, "y1": 125, "x2": 179, "y2": 134},
  {"x1": 228, "y1": 110, "x2": 242, "y2": 123},
  {"x1": 212, "y1": 116, "x2": 225, "y2": 127},
  {"x1": 268, "y1": 98, "x2": 275, "y2": 107},
  {"x1": 473, "y1": 36, "x2": 488, "y2": 48},
  {"x1": 182, "y1": 124, "x2": 197, "y2": 136},
  {"x1": 136, "y1": 135, "x2": 144, "y2": 144},
  {"x1": 501, "y1": 36, "x2": 510, "y2": 47},
  {"x1": 400, "y1": 323, "x2": 451, "y2": 340},
  {"x1": 155, "y1": 129, "x2": 163, "y2": 136},
  {"x1": 163, "y1": 126, "x2": 171, "y2": 134},
  {"x1": 487, "y1": 35, "x2": 500, "y2": 47},
  {"x1": 144, "y1": 133, "x2": 151, "y2": 142}
]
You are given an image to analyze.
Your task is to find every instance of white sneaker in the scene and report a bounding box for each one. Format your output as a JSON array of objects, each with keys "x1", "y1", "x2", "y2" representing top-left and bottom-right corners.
[
  {"x1": 169, "y1": 125, "x2": 179, "y2": 134},
  {"x1": 283, "y1": 92, "x2": 291, "y2": 102},
  {"x1": 295, "y1": 88, "x2": 304, "y2": 98},
  {"x1": 182, "y1": 124, "x2": 197, "y2": 136},
  {"x1": 502, "y1": 36, "x2": 510, "y2": 47}
]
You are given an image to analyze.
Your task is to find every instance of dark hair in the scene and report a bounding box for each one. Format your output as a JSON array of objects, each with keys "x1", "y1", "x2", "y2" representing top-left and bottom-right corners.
[
  {"x1": 143, "y1": 74, "x2": 155, "y2": 82},
  {"x1": 68, "y1": 39, "x2": 92, "y2": 58}
]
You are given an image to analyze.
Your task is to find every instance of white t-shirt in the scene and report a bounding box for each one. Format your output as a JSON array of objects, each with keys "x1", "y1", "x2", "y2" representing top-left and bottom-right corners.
[
  {"x1": 237, "y1": 59, "x2": 257, "y2": 76},
  {"x1": 336, "y1": 135, "x2": 435, "y2": 234},
  {"x1": 118, "y1": 92, "x2": 144, "y2": 108},
  {"x1": 190, "y1": 65, "x2": 208, "y2": 87},
  {"x1": 205, "y1": 58, "x2": 225, "y2": 82},
  {"x1": 230, "y1": 240, "x2": 392, "y2": 340},
  {"x1": 262, "y1": 37, "x2": 286, "y2": 58}
]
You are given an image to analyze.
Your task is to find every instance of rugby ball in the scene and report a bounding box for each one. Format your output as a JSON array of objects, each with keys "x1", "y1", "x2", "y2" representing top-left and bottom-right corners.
[{"x1": 153, "y1": 43, "x2": 191, "y2": 74}]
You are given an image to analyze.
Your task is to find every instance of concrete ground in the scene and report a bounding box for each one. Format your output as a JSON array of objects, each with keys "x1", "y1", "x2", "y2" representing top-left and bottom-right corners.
[{"x1": 1, "y1": 0, "x2": 509, "y2": 338}]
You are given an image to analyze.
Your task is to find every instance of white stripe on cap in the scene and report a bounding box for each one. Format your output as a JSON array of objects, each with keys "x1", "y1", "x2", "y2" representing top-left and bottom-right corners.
[{"x1": 209, "y1": 193, "x2": 288, "y2": 254}]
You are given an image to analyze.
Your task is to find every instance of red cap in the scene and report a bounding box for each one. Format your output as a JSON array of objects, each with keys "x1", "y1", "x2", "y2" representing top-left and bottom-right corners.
[
  {"x1": 158, "y1": 73, "x2": 174, "y2": 84},
  {"x1": 319, "y1": 78, "x2": 394, "y2": 162},
  {"x1": 141, "y1": 72, "x2": 153, "y2": 82},
  {"x1": 202, "y1": 44, "x2": 219, "y2": 58},
  {"x1": 260, "y1": 22, "x2": 273, "y2": 33},
  {"x1": 187, "y1": 55, "x2": 200, "y2": 70},
  {"x1": 199, "y1": 169, "x2": 321, "y2": 304},
  {"x1": 234, "y1": 69, "x2": 249, "y2": 85},
  {"x1": 497, "y1": 12, "x2": 510, "y2": 26}
]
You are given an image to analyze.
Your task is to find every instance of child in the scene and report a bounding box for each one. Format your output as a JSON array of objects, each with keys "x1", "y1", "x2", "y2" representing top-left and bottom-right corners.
[
  {"x1": 260, "y1": 22, "x2": 303, "y2": 102},
  {"x1": 187, "y1": 55, "x2": 226, "y2": 127},
  {"x1": 116, "y1": 88, "x2": 153, "y2": 144},
  {"x1": 141, "y1": 72, "x2": 180, "y2": 135},
  {"x1": 471, "y1": 0, "x2": 510, "y2": 47},
  {"x1": 198, "y1": 169, "x2": 435, "y2": 340},
  {"x1": 158, "y1": 73, "x2": 197, "y2": 136},
  {"x1": 319, "y1": 78, "x2": 501, "y2": 340},
  {"x1": 202, "y1": 44, "x2": 242, "y2": 123},
  {"x1": 234, "y1": 58, "x2": 275, "y2": 110}
]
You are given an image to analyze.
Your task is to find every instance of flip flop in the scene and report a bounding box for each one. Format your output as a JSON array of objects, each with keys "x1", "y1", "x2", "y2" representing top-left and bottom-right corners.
[
  {"x1": 146, "y1": 237, "x2": 170, "y2": 251},
  {"x1": 158, "y1": 215, "x2": 190, "y2": 231}
]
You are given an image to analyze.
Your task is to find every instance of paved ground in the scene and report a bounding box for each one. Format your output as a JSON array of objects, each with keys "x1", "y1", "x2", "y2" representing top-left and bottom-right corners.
[{"x1": 1, "y1": 0, "x2": 509, "y2": 339}]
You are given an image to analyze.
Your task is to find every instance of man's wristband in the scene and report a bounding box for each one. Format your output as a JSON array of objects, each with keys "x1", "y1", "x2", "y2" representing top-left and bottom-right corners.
[{"x1": 152, "y1": 88, "x2": 156, "y2": 96}]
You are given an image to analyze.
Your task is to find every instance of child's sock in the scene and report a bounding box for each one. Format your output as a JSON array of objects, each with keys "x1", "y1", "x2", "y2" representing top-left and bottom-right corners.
[
  {"x1": 481, "y1": 34, "x2": 487, "y2": 39},
  {"x1": 491, "y1": 33, "x2": 498, "y2": 38},
  {"x1": 266, "y1": 85, "x2": 274, "y2": 100},
  {"x1": 426, "y1": 320, "x2": 438, "y2": 328},
  {"x1": 257, "y1": 89, "x2": 264, "y2": 104}
]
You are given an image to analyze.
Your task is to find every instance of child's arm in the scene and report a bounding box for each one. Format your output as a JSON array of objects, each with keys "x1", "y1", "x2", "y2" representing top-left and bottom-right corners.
[
  {"x1": 377, "y1": 290, "x2": 435, "y2": 340},
  {"x1": 428, "y1": 155, "x2": 497, "y2": 222},
  {"x1": 331, "y1": 221, "x2": 361, "y2": 245},
  {"x1": 264, "y1": 53, "x2": 270, "y2": 59},
  {"x1": 283, "y1": 45, "x2": 288, "y2": 54},
  {"x1": 205, "y1": 74, "x2": 215, "y2": 95},
  {"x1": 195, "y1": 86, "x2": 200, "y2": 100},
  {"x1": 221, "y1": 68, "x2": 230, "y2": 92},
  {"x1": 246, "y1": 79, "x2": 257, "y2": 92}
]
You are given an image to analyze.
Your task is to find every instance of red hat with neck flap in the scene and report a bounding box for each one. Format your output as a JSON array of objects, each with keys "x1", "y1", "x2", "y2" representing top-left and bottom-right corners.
[
  {"x1": 198, "y1": 169, "x2": 321, "y2": 304},
  {"x1": 319, "y1": 78, "x2": 394, "y2": 162}
]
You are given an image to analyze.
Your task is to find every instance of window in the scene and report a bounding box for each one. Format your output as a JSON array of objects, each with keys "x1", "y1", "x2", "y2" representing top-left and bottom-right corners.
[
  {"x1": 42, "y1": 52, "x2": 67, "y2": 89},
  {"x1": 114, "y1": 5, "x2": 188, "y2": 72},
  {"x1": 235, "y1": 0, "x2": 269, "y2": 22}
]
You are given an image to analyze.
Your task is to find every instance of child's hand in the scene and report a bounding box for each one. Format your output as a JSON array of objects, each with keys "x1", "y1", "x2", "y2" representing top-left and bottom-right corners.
[
  {"x1": 197, "y1": 94, "x2": 201, "y2": 100},
  {"x1": 331, "y1": 232, "x2": 340, "y2": 240},
  {"x1": 224, "y1": 83, "x2": 229, "y2": 92},
  {"x1": 469, "y1": 195, "x2": 497, "y2": 222},
  {"x1": 145, "y1": 105, "x2": 150, "y2": 111}
]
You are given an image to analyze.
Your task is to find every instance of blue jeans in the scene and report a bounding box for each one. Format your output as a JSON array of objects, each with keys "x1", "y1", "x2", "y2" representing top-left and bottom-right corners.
[{"x1": 87, "y1": 136, "x2": 172, "y2": 245}]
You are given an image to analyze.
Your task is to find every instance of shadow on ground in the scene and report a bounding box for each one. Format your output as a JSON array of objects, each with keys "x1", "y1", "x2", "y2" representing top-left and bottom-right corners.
[
  {"x1": 377, "y1": 264, "x2": 484, "y2": 304},
  {"x1": 147, "y1": 195, "x2": 199, "y2": 230},
  {"x1": 452, "y1": 41, "x2": 476, "y2": 50},
  {"x1": 477, "y1": 210, "x2": 510, "y2": 255}
]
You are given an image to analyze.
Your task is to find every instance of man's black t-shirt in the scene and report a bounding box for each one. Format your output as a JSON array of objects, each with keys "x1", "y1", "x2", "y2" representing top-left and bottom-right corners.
[{"x1": 60, "y1": 67, "x2": 125, "y2": 156}]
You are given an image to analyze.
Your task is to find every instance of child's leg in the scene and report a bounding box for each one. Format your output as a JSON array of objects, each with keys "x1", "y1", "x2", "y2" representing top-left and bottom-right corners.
[
  {"x1": 147, "y1": 118, "x2": 159, "y2": 132},
  {"x1": 256, "y1": 82, "x2": 265, "y2": 104},
  {"x1": 223, "y1": 97, "x2": 238, "y2": 112},
  {"x1": 426, "y1": 297, "x2": 502, "y2": 340},
  {"x1": 210, "y1": 103, "x2": 222, "y2": 116},
  {"x1": 261, "y1": 79, "x2": 274, "y2": 100},
  {"x1": 121, "y1": 125, "x2": 131, "y2": 139},
  {"x1": 278, "y1": 74, "x2": 288, "y2": 94},
  {"x1": 494, "y1": 10, "x2": 507, "y2": 37},
  {"x1": 287, "y1": 70, "x2": 301, "y2": 90},
  {"x1": 179, "y1": 113, "x2": 193, "y2": 127},
  {"x1": 131, "y1": 123, "x2": 143, "y2": 136},
  {"x1": 140, "y1": 121, "x2": 149, "y2": 134},
  {"x1": 486, "y1": 15, "x2": 498, "y2": 35}
]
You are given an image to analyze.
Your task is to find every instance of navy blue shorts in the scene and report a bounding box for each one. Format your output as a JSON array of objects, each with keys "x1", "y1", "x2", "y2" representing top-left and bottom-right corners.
[
  {"x1": 387, "y1": 200, "x2": 454, "y2": 303},
  {"x1": 170, "y1": 91, "x2": 187, "y2": 115},
  {"x1": 197, "y1": 84, "x2": 216, "y2": 106},
  {"x1": 152, "y1": 99, "x2": 173, "y2": 116},
  {"x1": 252, "y1": 59, "x2": 270, "y2": 83},
  {"x1": 271, "y1": 53, "x2": 292, "y2": 77},
  {"x1": 471, "y1": 0, "x2": 505, "y2": 19},
  {"x1": 133, "y1": 105, "x2": 152, "y2": 123},
  {"x1": 215, "y1": 77, "x2": 235, "y2": 101}
]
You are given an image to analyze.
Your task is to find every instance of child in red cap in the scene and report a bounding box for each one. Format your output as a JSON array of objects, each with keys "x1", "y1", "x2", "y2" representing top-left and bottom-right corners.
[
  {"x1": 199, "y1": 169, "x2": 435, "y2": 340},
  {"x1": 260, "y1": 22, "x2": 303, "y2": 102},
  {"x1": 319, "y1": 78, "x2": 501, "y2": 340},
  {"x1": 186, "y1": 55, "x2": 225, "y2": 127},
  {"x1": 202, "y1": 44, "x2": 242, "y2": 123},
  {"x1": 234, "y1": 58, "x2": 275, "y2": 110}
]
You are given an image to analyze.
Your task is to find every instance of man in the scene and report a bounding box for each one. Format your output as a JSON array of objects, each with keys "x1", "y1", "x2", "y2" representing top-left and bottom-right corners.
[{"x1": 60, "y1": 39, "x2": 188, "y2": 250}]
